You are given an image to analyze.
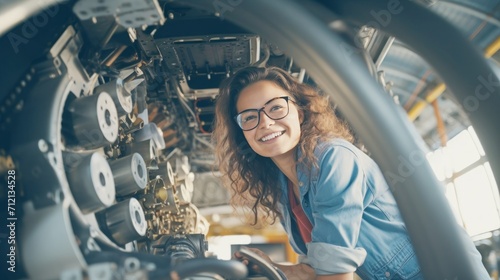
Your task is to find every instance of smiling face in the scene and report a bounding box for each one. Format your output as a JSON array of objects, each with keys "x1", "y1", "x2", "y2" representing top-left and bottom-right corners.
[{"x1": 236, "y1": 80, "x2": 303, "y2": 162}]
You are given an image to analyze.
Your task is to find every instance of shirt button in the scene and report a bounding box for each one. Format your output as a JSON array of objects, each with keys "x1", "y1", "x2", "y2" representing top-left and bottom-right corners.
[
  {"x1": 299, "y1": 182, "x2": 303, "y2": 186},
  {"x1": 385, "y1": 272, "x2": 390, "y2": 278}
]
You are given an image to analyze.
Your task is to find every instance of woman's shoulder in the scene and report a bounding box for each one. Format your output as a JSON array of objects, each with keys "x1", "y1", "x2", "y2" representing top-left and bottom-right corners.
[
  {"x1": 313, "y1": 139, "x2": 385, "y2": 188},
  {"x1": 314, "y1": 138, "x2": 361, "y2": 159},
  {"x1": 314, "y1": 138, "x2": 378, "y2": 172}
]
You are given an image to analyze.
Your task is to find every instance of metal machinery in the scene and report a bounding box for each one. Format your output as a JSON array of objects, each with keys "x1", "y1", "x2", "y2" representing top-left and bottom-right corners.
[
  {"x1": 1, "y1": 0, "x2": 500, "y2": 279},
  {"x1": 0, "y1": 1, "x2": 250, "y2": 279}
]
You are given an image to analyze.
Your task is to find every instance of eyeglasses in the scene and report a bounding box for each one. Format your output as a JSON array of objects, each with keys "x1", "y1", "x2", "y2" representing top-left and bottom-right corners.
[{"x1": 234, "y1": 96, "x2": 296, "y2": 131}]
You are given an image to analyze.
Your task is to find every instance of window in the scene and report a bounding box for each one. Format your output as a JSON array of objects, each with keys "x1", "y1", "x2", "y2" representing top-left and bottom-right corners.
[{"x1": 427, "y1": 126, "x2": 500, "y2": 238}]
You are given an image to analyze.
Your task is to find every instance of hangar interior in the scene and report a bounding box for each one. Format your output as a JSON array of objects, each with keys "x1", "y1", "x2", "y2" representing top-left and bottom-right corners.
[{"x1": 1, "y1": 0, "x2": 500, "y2": 279}]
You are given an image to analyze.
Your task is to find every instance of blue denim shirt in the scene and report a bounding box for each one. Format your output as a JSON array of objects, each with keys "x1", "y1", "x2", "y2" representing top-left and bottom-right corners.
[{"x1": 277, "y1": 139, "x2": 488, "y2": 279}]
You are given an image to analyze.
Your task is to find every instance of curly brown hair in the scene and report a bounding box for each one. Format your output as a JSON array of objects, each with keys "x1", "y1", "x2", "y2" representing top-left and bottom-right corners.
[{"x1": 212, "y1": 66, "x2": 353, "y2": 224}]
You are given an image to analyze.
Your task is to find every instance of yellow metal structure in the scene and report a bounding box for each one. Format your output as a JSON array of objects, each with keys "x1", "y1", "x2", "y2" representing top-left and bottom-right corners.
[{"x1": 407, "y1": 36, "x2": 500, "y2": 121}]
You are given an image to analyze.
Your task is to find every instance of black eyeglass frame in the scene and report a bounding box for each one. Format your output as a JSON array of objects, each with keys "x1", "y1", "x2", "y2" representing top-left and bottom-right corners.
[{"x1": 234, "y1": 96, "x2": 296, "y2": 131}]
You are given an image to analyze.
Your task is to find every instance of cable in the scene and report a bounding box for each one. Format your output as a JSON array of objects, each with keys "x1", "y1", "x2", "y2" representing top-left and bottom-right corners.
[{"x1": 172, "y1": 82, "x2": 198, "y2": 125}]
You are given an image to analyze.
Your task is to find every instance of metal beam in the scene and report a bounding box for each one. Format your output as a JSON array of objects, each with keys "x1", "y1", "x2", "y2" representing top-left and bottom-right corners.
[
  {"x1": 382, "y1": 67, "x2": 429, "y2": 85},
  {"x1": 438, "y1": 1, "x2": 500, "y2": 28}
]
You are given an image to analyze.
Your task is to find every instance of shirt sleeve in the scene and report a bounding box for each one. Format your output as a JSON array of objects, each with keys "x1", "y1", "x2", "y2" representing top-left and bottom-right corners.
[{"x1": 306, "y1": 144, "x2": 369, "y2": 275}]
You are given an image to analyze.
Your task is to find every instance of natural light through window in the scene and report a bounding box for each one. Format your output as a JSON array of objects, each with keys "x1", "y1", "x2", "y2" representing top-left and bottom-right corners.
[
  {"x1": 446, "y1": 130, "x2": 480, "y2": 173},
  {"x1": 207, "y1": 235, "x2": 252, "y2": 260},
  {"x1": 455, "y1": 165, "x2": 500, "y2": 236},
  {"x1": 427, "y1": 126, "x2": 500, "y2": 238}
]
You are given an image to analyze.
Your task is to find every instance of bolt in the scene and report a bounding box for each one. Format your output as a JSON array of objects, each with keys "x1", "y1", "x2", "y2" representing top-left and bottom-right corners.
[
  {"x1": 15, "y1": 100, "x2": 24, "y2": 111},
  {"x1": 38, "y1": 139, "x2": 48, "y2": 153}
]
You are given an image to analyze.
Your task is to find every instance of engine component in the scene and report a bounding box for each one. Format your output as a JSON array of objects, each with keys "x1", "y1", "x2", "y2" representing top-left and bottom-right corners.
[
  {"x1": 127, "y1": 139, "x2": 157, "y2": 165},
  {"x1": 1, "y1": 2, "x2": 261, "y2": 279},
  {"x1": 148, "y1": 177, "x2": 178, "y2": 212},
  {"x1": 152, "y1": 234, "x2": 207, "y2": 265},
  {"x1": 21, "y1": 203, "x2": 87, "y2": 280},
  {"x1": 122, "y1": 115, "x2": 145, "y2": 135},
  {"x1": 155, "y1": 24, "x2": 260, "y2": 96},
  {"x1": 194, "y1": 97, "x2": 216, "y2": 134},
  {"x1": 96, "y1": 198, "x2": 147, "y2": 246},
  {"x1": 94, "y1": 78, "x2": 133, "y2": 116},
  {"x1": 169, "y1": 202, "x2": 208, "y2": 235},
  {"x1": 150, "y1": 161, "x2": 175, "y2": 186},
  {"x1": 65, "y1": 152, "x2": 116, "y2": 214},
  {"x1": 133, "y1": 122, "x2": 166, "y2": 150},
  {"x1": 175, "y1": 155, "x2": 191, "y2": 181},
  {"x1": 73, "y1": 0, "x2": 165, "y2": 28},
  {"x1": 177, "y1": 183, "x2": 191, "y2": 203},
  {"x1": 68, "y1": 91, "x2": 119, "y2": 149},
  {"x1": 109, "y1": 153, "x2": 148, "y2": 196},
  {"x1": 82, "y1": 251, "x2": 247, "y2": 280}
]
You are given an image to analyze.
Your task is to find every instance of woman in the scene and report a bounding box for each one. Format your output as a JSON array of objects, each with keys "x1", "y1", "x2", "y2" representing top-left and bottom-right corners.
[{"x1": 212, "y1": 66, "x2": 487, "y2": 279}]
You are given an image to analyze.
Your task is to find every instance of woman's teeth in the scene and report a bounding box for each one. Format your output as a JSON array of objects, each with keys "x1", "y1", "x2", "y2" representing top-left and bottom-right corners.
[{"x1": 260, "y1": 131, "x2": 284, "y2": 142}]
